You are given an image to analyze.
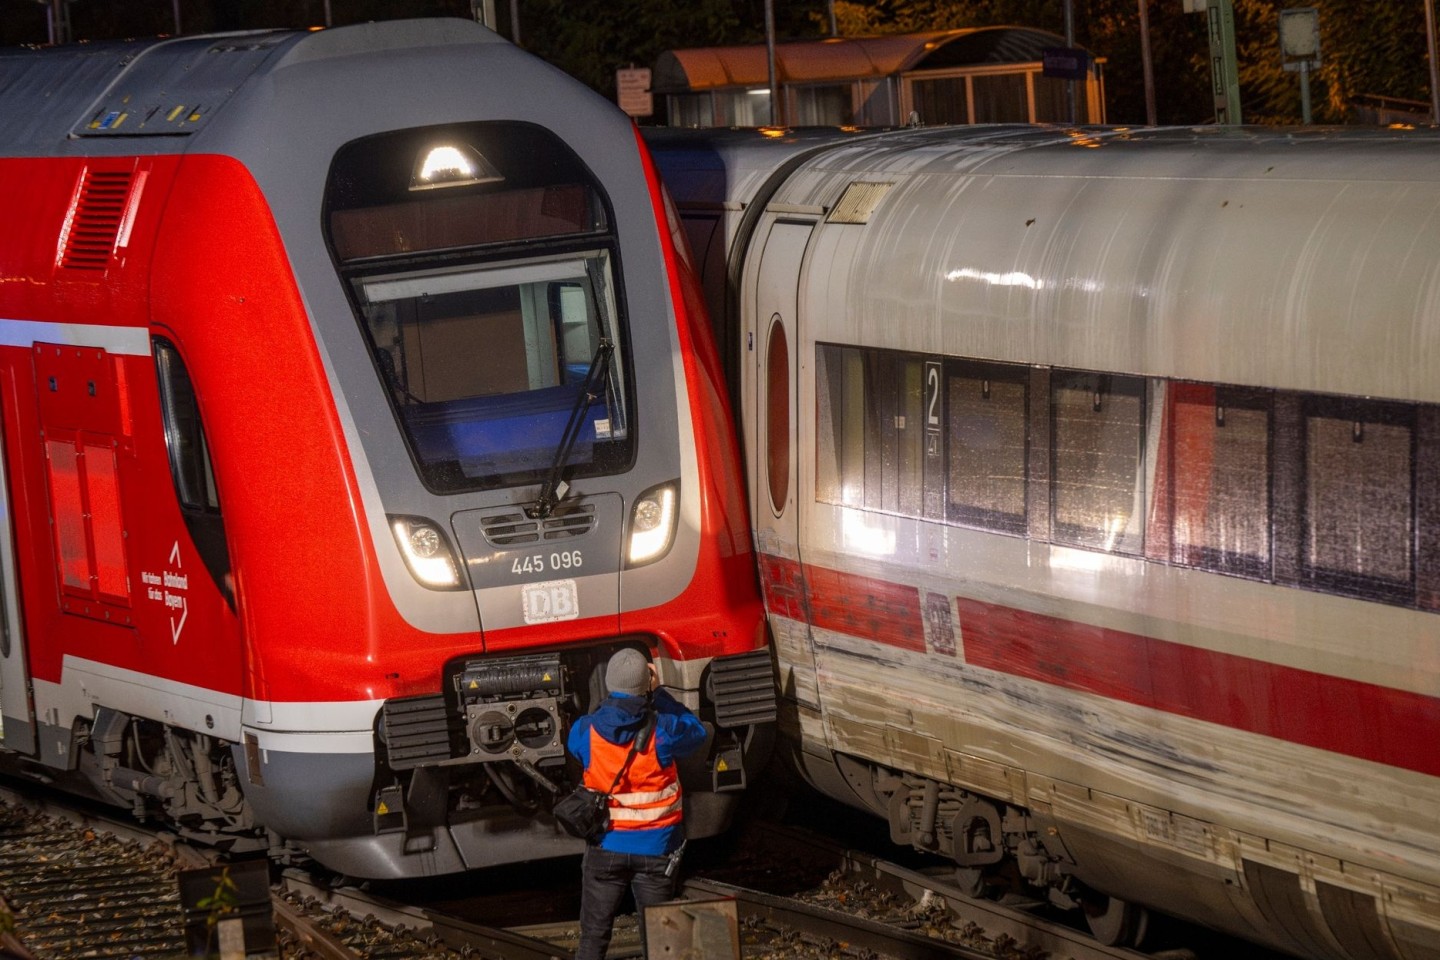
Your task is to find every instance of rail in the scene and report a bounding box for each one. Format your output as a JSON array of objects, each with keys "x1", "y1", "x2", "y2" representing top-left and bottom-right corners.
[{"x1": 682, "y1": 876, "x2": 993, "y2": 960}]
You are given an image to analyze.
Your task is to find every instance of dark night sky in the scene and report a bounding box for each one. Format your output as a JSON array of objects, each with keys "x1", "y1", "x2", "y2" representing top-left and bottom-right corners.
[{"x1": 2, "y1": 1, "x2": 479, "y2": 46}]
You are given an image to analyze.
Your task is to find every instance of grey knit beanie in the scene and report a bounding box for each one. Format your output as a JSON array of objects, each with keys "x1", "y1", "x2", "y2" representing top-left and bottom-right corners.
[{"x1": 605, "y1": 648, "x2": 649, "y2": 696}]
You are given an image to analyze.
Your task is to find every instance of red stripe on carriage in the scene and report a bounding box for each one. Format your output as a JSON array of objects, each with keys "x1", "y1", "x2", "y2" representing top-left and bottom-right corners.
[
  {"x1": 955, "y1": 596, "x2": 1440, "y2": 779},
  {"x1": 758, "y1": 553, "x2": 808, "y2": 623},
  {"x1": 759, "y1": 554, "x2": 925, "y2": 652}
]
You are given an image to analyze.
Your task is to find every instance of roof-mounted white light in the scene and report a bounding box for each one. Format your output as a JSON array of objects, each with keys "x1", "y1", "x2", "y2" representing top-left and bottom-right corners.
[
  {"x1": 409, "y1": 143, "x2": 504, "y2": 191},
  {"x1": 627, "y1": 482, "x2": 678, "y2": 567},
  {"x1": 390, "y1": 516, "x2": 464, "y2": 589}
]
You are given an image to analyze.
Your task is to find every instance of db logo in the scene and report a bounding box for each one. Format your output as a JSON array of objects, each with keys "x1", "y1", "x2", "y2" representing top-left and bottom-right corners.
[{"x1": 522, "y1": 579, "x2": 580, "y2": 624}]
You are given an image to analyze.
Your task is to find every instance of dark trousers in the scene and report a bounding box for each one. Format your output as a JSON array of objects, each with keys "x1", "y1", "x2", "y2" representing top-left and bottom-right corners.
[{"x1": 575, "y1": 844, "x2": 676, "y2": 960}]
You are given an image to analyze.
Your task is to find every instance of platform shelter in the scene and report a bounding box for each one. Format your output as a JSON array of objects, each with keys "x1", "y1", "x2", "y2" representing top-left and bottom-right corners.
[{"x1": 652, "y1": 27, "x2": 1106, "y2": 128}]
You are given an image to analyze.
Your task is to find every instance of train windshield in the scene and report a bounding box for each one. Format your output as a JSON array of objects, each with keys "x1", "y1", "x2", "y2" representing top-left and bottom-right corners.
[{"x1": 325, "y1": 122, "x2": 632, "y2": 493}]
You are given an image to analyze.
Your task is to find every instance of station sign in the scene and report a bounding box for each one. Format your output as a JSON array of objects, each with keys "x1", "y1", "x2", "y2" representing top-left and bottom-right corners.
[
  {"x1": 1042, "y1": 47, "x2": 1090, "y2": 81},
  {"x1": 616, "y1": 67, "x2": 653, "y2": 118}
]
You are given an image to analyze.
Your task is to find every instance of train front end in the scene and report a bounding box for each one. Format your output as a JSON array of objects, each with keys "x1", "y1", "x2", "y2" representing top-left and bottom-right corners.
[
  {"x1": 0, "y1": 19, "x2": 772, "y2": 881},
  {"x1": 230, "y1": 25, "x2": 774, "y2": 878}
]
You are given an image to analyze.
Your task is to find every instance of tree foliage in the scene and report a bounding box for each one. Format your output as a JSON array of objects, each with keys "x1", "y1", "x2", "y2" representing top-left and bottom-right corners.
[
  {"x1": 1231, "y1": 0, "x2": 1430, "y2": 123},
  {"x1": 2, "y1": 0, "x2": 1433, "y2": 126},
  {"x1": 522, "y1": 0, "x2": 743, "y2": 96},
  {"x1": 475, "y1": 0, "x2": 1437, "y2": 124},
  {"x1": 801, "y1": 0, "x2": 1435, "y2": 125}
]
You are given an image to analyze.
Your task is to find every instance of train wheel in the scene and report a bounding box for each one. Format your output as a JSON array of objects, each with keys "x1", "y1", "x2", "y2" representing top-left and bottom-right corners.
[
  {"x1": 954, "y1": 866, "x2": 1000, "y2": 900},
  {"x1": 1084, "y1": 895, "x2": 1149, "y2": 947}
]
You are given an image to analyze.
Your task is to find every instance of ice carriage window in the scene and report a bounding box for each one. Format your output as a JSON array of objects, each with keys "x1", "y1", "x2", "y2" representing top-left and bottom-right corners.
[
  {"x1": 893, "y1": 356, "x2": 928, "y2": 518},
  {"x1": 325, "y1": 122, "x2": 632, "y2": 494},
  {"x1": 1300, "y1": 397, "x2": 1414, "y2": 603},
  {"x1": 1050, "y1": 371, "x2": 1145, "y2": 555},
  {"x1": 946, "y1": 361, "x2": 1028, "y2": 536},
  {"x1": 815, "y1": 344, "x2": 866, "y2": 508},
  {"x1": 1418, "y1": 407, "x2": 1440, "y2": 611},
  {"x1": 861, "y1": 351, "x2": 926, "y2": 517},
  {"x1": 1164, "y1": 383, "x2": 1272, "y2": 579},
  {"x1": 815, "y1": 344, "x2": 927, "y2": 517}
]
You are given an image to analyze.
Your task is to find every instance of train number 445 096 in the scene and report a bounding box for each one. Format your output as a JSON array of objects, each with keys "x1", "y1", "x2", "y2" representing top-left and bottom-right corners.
[{"x1": 512, "y1": 551, "x2": 584, "y2": 575}]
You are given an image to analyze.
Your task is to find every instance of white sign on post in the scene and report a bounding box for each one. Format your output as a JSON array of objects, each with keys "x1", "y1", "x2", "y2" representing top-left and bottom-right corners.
[
  {"x1": 616, "y1": 67, "x2": 653, "y2": 118},
  {"x1": 1279, "y1": 7, "x2": 1321, "y2": 69}
]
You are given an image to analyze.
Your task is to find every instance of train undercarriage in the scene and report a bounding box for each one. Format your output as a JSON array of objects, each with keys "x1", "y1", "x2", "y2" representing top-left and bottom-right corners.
[
  {"x1": 1, "y1": 645, "x2": 776, "y2": 874},
  {"x1": 798, "y1": 751, "x2": 1150, "y2": 948}
]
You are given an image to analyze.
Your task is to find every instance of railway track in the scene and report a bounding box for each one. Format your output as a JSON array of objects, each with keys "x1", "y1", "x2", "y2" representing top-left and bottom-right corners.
[
  {"x1": 0, "y1": 793, "x2": 187, "y2": 958},
  {"x1": 0, "y1": 785, "x2": 454, "y2": 960},
  {"x1": 0, "y1": 784, "x2": 1251, "y2": 960},
  {"x1": 676, "y1": 823, "x2": 1174, "y2": 960}
]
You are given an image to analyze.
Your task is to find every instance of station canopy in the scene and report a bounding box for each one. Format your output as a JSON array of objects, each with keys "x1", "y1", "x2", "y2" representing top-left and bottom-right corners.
[{"x1": 653, "y1": 27, "x2": 1076, "y2": 93}]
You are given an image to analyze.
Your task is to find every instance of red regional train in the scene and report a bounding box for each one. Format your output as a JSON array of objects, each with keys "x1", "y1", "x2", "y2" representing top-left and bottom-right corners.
[
  {"x1": 0, "y1": 20, "x2": 776, "y2": 879},
  {"x1": 648, "y1": 125, "x2": 1440, "y2": 959}
]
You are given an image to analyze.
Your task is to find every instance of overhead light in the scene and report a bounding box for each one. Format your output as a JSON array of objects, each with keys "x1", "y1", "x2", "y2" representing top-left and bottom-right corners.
[{"x1": 409, "y1": 143, "x2": 503, "y2": 191}]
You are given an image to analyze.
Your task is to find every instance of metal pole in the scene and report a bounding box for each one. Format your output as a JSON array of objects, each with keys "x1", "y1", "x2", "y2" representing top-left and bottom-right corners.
[
  {"x1": 323, "y1": 0, "x2": 331, "y2": 27},
  {"x1": 1298, "y1": 60, "x2": 1312, "y2": 124},
  {"x1": 827, "y1": 0, "x2": 838, "y2": 37},
  {"x1": 1064, "y1": 0, "x2": 1076, "y2": 123},
  {"x1": 1206, "y1": 0, "x2": 1242, "y2": 124},
  {"x1": 173, "y1": 0, "x2": 182, "y2": 34},
  {"x1": 510, "y1": 0, "x2": 520, "y2": 45},
  {"x1": 765, "y1": 0, "x2": 780, "y2": 125},
  {"x1": 1426, "y1": 0, "x2": 1440, "y2": 123},
  {"x1": 1138, "y1": 0, "x2": 1156, "y2": 125},
  {"x1": 49, "y1": 0, "x2": 68, "y2": 44}
]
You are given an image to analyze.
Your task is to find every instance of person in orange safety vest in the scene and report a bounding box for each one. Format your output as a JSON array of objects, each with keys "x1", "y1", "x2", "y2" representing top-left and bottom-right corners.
[{"x1": 567, "y1": 647, "x2": 707, "y2": 960}]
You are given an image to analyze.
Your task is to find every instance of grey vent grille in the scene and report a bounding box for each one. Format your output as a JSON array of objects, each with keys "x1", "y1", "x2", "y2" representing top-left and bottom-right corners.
[
  {"x1": 381, "y1": 694, "x2": 460, "y2": 771},
  {"x1": 480, "y1": 504, "x2": 595, "y2": 547},
  {"x1": 60, "y1": 170, "x2": 133, "y2": 271},
  {"x1": 826, "y1": 181, "x2": 893, "y2": 225},
  {"x1": 709, "y1": 648, "x2": 778, "y2": 728}
]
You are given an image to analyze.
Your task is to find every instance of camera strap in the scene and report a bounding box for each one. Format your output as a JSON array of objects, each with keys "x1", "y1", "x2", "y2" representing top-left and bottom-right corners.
[{"x1": 603, "y1": 708, "x2": 656, "y2": 796}]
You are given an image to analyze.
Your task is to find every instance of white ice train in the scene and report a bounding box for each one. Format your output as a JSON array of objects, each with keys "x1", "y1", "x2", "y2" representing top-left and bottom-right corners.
[{"x1": 648, "y1": 125, "x2": 1440, "y2": 960}]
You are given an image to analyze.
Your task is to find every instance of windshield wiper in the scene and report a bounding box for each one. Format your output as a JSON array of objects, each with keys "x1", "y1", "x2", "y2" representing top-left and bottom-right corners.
[{"x1": 528, "y1": 339, "x2": 614, "y2": 520}]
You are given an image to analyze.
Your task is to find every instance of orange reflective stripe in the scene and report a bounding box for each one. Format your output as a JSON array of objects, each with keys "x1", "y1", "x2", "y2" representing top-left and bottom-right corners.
[{"x1": 586, "y1": 726, "x2": 685, "y2": 831}]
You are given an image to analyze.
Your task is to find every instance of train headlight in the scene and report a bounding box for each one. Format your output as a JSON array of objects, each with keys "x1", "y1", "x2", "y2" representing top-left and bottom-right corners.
[
  {"x1": 627, "y1": 482, "x2": 678, "y2": 567},
  {"x1": 409, "y1": 143, "x2": 503, "y2": 191},
  {"x1": 389, "y1": 516, "x2": 464, "y2": 589}
]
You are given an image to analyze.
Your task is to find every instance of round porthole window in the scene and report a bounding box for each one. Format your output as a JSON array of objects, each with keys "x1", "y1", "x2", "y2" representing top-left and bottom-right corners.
[{"x1": 765, "y1": 315, "x2": 790, "y2": 515}]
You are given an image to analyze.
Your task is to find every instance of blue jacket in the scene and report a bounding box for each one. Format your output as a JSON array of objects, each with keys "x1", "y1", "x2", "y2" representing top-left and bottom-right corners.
[{"x1": 566, "y1": 687, "x2": 707, "y2": 855}]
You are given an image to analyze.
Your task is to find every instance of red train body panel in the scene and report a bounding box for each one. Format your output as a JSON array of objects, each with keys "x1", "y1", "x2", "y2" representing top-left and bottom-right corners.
[{"x1": 0, "y1": 22, "x2": 773, "y2": 879}]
